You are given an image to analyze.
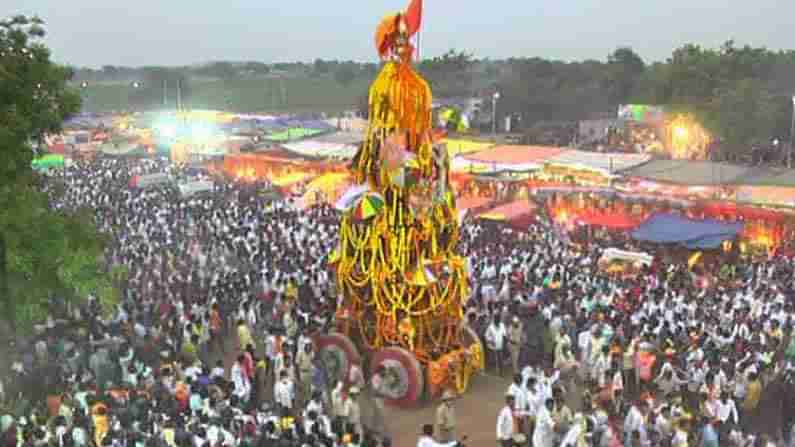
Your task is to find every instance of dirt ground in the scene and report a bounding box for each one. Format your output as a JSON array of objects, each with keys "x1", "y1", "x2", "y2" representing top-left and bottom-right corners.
[
  {"x1": 378, "y1": 373, "x2": 512, "y2": 446},
  {"x1": 230, "y1": 333, "x2": 789, "y2": 446}
]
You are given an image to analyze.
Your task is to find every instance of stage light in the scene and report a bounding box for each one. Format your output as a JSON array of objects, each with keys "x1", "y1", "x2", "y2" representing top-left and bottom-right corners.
[
  {"x1": 191, "y1": 126, "x2": 212, "y2": 143},
  {"x1": 157, "y1": 124, "x2": 177, "y2": 138}
]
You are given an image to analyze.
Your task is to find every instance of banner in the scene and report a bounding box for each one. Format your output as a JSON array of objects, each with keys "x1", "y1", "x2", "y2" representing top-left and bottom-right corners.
[
  {"x1": 599, "y1": 248, "x2": 654, "y2": 267},
  {"x1": 178, "y1": 180, "x2": 214, "y2": 197},
  {"x1": 617, "y1": 104, "x2": 666, "y2": 123},
  {"x1": 131, "y1": 173, "x2": 171, "y2": 188}
]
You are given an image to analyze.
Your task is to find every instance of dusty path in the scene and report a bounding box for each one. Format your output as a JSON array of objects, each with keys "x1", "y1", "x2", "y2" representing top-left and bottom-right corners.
[{"x1": 219, "y1": 334, "x2": 787, "y2": 446}]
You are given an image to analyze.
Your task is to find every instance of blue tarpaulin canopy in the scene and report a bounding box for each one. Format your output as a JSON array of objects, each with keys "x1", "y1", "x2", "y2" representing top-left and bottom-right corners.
[{"x1": 631, "y1": 213, "x2": 743, "y2": 249}]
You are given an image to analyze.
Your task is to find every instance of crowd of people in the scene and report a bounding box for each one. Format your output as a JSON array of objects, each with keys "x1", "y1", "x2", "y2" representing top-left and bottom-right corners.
[
  {"x1": 464, "y1": 220, "x2": 795, "y2": 446},
  {"x1": 1, "y1": 155, "x2": 795, "y2": 447}
]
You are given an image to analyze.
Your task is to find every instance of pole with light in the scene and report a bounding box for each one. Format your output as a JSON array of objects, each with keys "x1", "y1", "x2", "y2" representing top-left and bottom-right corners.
[
  {"x1": 492, "y1": 91, "x2": 500, "y2": 137},
  {"x1": 79, "y1": 81, "x2": 89, "y2": 111},
  {"x1": 789, "y1": 95, "x2": 794, "y2": 169},
  {"x1": 129, "y1": 81, "x2": 142, "y2": 113}
]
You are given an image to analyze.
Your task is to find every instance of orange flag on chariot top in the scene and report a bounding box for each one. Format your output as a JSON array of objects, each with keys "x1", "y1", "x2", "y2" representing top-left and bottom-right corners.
[{"x1": 404, "y1": 0, "x2": 423, "y2": 36}]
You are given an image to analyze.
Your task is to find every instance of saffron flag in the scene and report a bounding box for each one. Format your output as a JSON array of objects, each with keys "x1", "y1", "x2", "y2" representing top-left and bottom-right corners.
[{"x1": 404, "y1": 0, "x2": 423, "y2": 36}]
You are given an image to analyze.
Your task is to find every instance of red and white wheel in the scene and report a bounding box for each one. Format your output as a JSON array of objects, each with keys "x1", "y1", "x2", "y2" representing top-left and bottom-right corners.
[
  {"x1": 371, "y1": 347, "x2": 424, "y2": 408},
  {"x1": 315, "y1": 332, "x2": 361, "y2": 385}
]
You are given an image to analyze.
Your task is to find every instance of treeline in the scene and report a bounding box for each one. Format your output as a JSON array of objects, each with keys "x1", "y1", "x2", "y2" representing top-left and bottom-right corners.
[
  {"x1": 72, "y1": 60, "x2": 378, "y2": 84},
  {"x1": 72, "y1": 41, "x2": 795, "y2": 157}
]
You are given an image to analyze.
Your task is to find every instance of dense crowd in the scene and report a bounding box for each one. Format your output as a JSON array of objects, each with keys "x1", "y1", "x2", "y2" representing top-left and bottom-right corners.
[
  {"x1": 1, "y1": 155, "x2": 795, "y2": 447},
  {"x1": 464, "y1": 220, "x2": 795, "y2": 446}
]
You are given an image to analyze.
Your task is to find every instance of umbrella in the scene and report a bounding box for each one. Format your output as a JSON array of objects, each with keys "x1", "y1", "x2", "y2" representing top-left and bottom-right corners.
[
  {"x1": 352, "y1": 193, "x2": 385, "y2": 221},
  {"x1": 335, "y1": 184, "x2": 370, "y2": 211}
]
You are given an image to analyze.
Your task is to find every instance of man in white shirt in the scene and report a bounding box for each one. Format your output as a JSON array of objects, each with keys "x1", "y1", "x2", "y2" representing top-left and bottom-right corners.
[
  {"x1": 485, "y1": 316, "x2": 507, "y2": 376},
  {"x1": 231, "y1": 355, "x2": 251, "y2": 402},
  {"x1": 623, "y1": 401, "x2": 648, "y2": 445},
  {"x1": 577, "y1": 326, "x2": 593, "y2": 380},
  {"x1": 349, "y1": 362, "x2": 366, "y2": 390},
  {"x1": 417, "y1": 424, "x2": 459, "y2": 447},
  {"x1": 506, "y1": 374, "x2": 527, "y2": 434},
  {"x1": 496, "y1": 394, "x2": 515, "y2": 447},
  {"x1": 533, "y1": 398, "x2": 556, "y2": 447},
  {"x1": 274, "y1": 370, "x2": 295, "y2": 414},
  {"x1": 715, "y1": 392, "x2": 739, "y2": 426},
  {"x1": 343, "y1": 387, "x2": 362, "y2": 436}
]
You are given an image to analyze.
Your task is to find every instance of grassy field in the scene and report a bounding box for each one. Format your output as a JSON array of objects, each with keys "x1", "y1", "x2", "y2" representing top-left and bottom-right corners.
[{"x1": 78, "y1": 77, "x2": 370, "y2": 114}]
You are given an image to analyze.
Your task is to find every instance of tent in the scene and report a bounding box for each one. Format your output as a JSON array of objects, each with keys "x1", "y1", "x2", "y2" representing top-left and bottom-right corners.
[
  {"x1": 282, "y1": 141, "x2": 358, "y2": 159},
  {"x1": 264, "y1": 128, "x2": 327, "y2": 142},
  {"x1": 455, "y1": 195, "x2": 494, "y2": 212},
  {"x1": 547, "y1": 150, "x2": 651, "y2": 176},
  {"x1": 298, "y1": 172, "x2": 352, "y2": 208},
  {"x1": 453, "y1": 145, "x2": 563, "y2": 173},
  {"x1": 631, "y1": 213, "x2": 744, "y2": 249},
  {"x1": 270, "y1": 172, "x2": 313, "y2": 188},
  {"x1": 442, "y1": 139, "x2": 494, "y2": 157},
  {"x1": 477, "y1": 200, "x2": 537, "y2": 229},
  {"x1": 699, "y1": 202, "x2": 785, "y2": 223},
  {"x1": 575, "y1": 211, "x2": 640, "y2": 230}
]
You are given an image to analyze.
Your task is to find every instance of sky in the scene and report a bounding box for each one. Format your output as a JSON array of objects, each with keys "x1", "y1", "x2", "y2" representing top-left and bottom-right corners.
[{"x1": 7, "y1": 0, "x2": 794, "y2": 68}]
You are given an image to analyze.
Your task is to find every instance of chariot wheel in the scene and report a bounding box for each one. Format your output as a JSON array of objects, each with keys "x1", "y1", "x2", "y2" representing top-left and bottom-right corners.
[
  {"x1": 315, "y1": 332, "x2": 361, "y2": 385},
  {"x1": 371, "y1": 346, "x2": 424, "y2": 407}
]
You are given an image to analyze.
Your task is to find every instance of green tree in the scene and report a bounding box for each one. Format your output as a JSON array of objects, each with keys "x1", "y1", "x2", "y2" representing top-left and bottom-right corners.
[
  {"x1": 242, "y1": 61, "x2": 270, "y2": 76},
  {"x1": 0, "y1": 15, "x2": 117, "y2": 330},
  {"x1": 708, "y1": 79, "x2": 777, "y2": 160},
  {"x1": 129, "y1": 67, "x2": 192, "y2": 109},
  {"x1": 313, "y1": 58, "x2": 331, "y2": 76},
  {"x1": 419, "y1": 49, "x2": 475, "y2": 97},
  {"x1": 605, "y1": 47, "x2": 646, "y2": 106},
  {"x1": 197, "y1": 61, "x2": 239, "y2": 80},
  {"x1": 334, "y1": 65, "x2": 356, "y2": 86}
]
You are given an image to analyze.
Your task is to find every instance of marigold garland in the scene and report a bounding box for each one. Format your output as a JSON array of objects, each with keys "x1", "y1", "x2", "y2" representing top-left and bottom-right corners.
[{"x1": 332, "y1": 6, "x2": 483, "y2": 395}]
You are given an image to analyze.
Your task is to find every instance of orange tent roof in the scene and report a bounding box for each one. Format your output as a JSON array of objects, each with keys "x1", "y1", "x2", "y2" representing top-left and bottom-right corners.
[
  {"x1": 477, "y1": 200, "x2": 538, "y2": 229},
  {"x1": 455, "y1": 195, "x2": 493, "y2": 211},
  {"x1": 462, "y1": 145, "x2": 565, "y2": 165}
]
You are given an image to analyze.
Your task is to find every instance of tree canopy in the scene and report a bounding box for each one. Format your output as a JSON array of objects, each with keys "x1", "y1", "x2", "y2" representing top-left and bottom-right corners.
[
  {"x1": 129, "y1": 67, "x2": 192, "y2": 109},
  {"x1": 0, "y1": 15, "x2": 118, "y2": 330},
  {"x1": 63, "y1": 40, "x2": 795, "y2": 157}
]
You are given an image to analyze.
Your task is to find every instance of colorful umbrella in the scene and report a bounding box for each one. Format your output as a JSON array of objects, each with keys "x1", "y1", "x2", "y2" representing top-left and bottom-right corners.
[
  {"x1": 335, "y1": 184, "x2": 370, "y2": 210},
  {"x1": 352, "y1": 193, "x2": 385, "y2": 221}
]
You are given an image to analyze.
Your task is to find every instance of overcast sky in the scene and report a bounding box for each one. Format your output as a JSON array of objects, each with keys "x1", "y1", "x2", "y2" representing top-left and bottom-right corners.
[{"x1": 7, "y1": 0, "x2": 793, "y2": 68}]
